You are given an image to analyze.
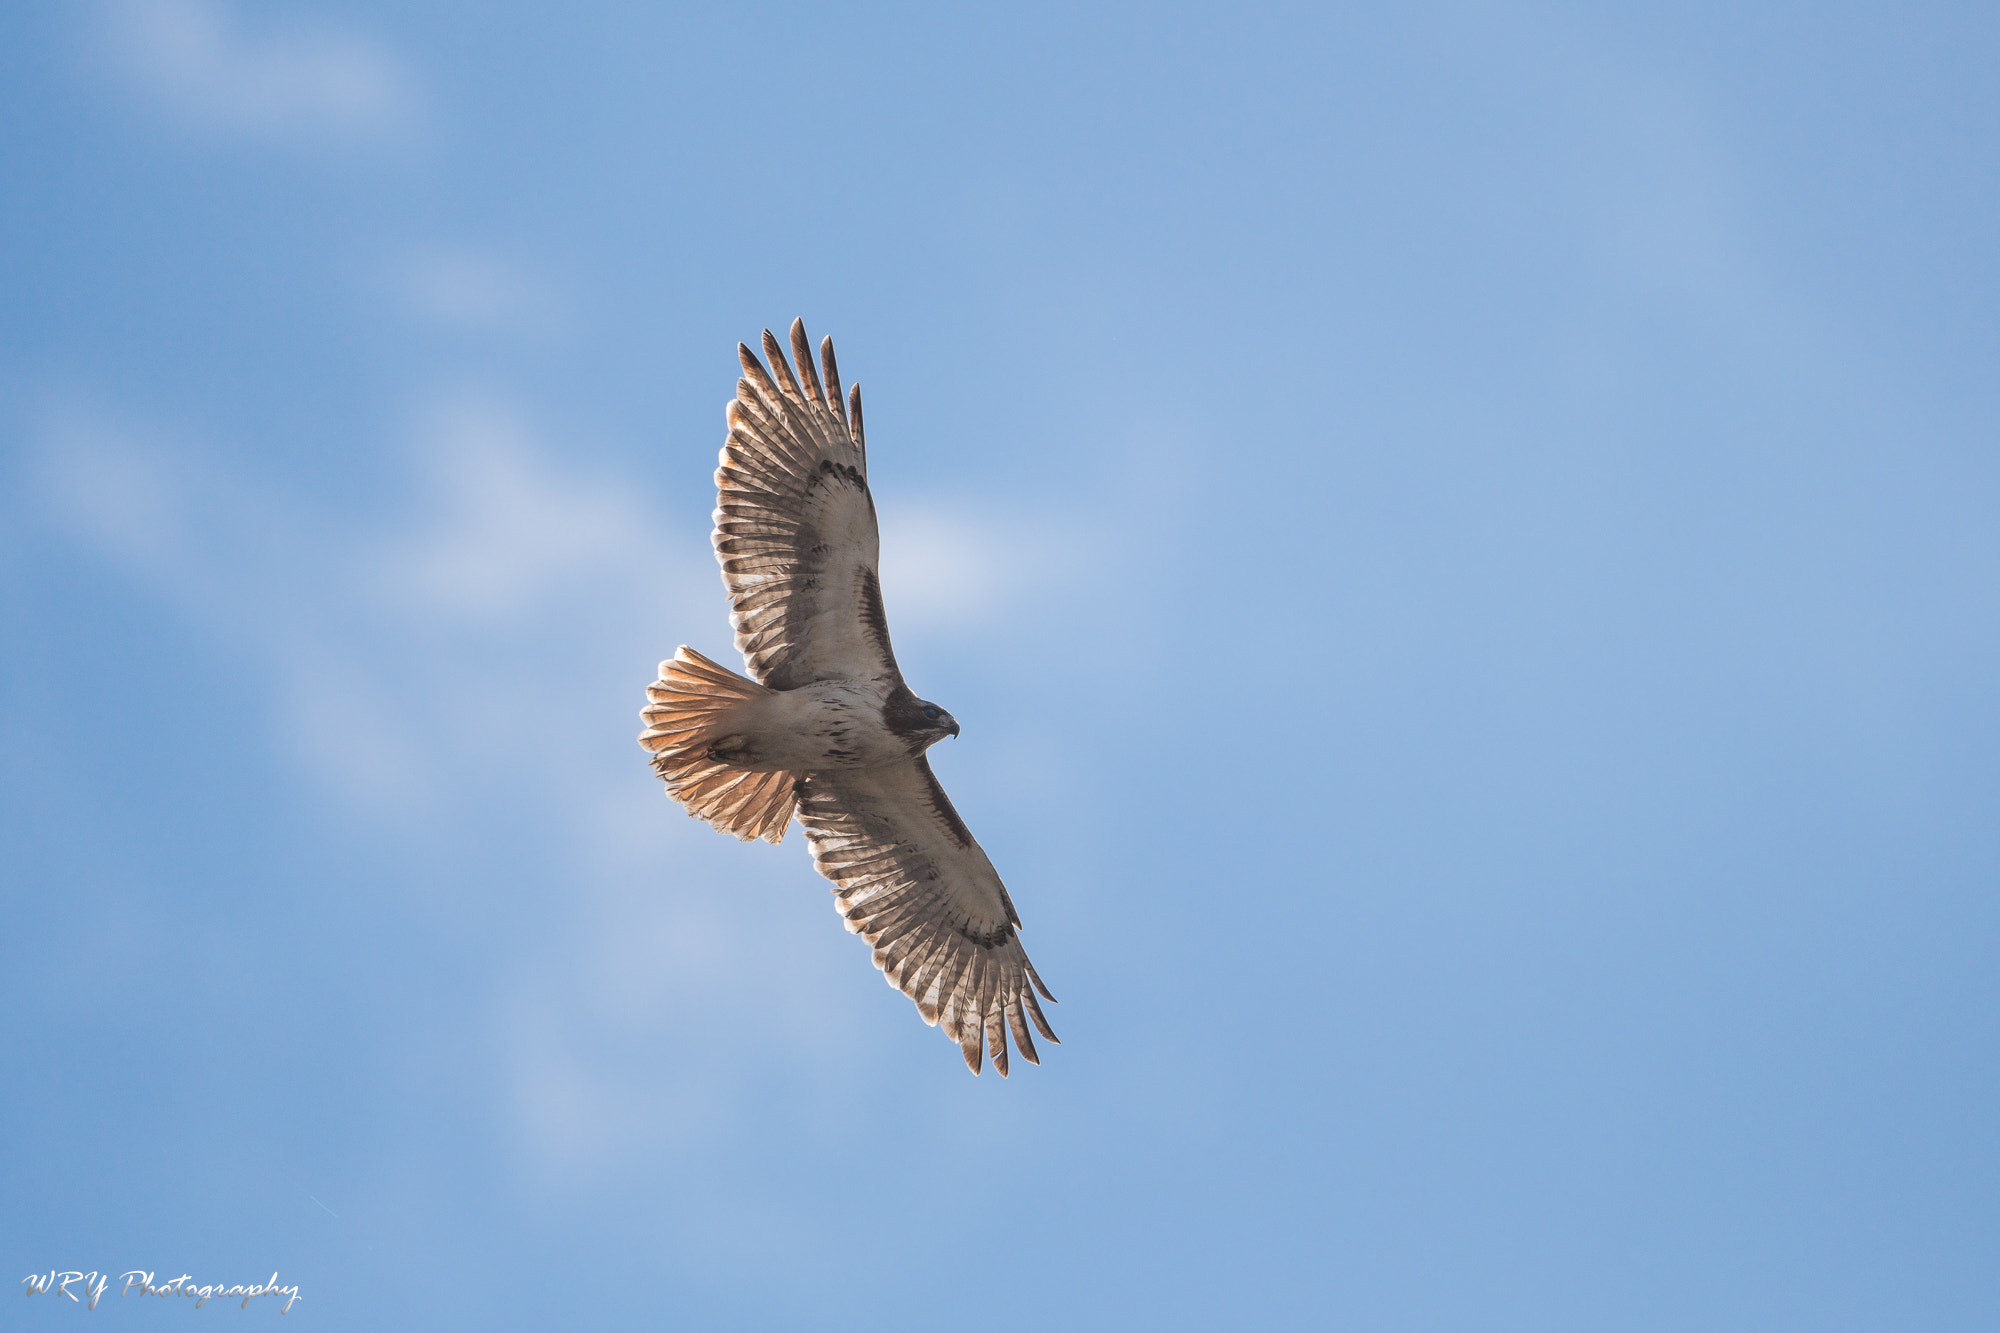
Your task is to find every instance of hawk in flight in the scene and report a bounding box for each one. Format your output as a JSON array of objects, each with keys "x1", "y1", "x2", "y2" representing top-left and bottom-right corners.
[{"x1": 639, "y1": 320, "x2": 1058, "y2": 1075}]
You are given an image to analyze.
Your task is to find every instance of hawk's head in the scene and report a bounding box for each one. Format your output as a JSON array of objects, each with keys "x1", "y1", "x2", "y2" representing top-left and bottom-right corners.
[{"x1": 883, "y1": 686, "x2": 960, "y2": 752}]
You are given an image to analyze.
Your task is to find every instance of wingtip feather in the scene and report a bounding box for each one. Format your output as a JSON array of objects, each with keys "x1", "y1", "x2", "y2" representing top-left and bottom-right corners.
[
  {"x1": 820, "y1": 336, "x2": 846, "y2": 431},
  {"x1": 789, "y1": 319, "x2": 826, "y2": 407}
]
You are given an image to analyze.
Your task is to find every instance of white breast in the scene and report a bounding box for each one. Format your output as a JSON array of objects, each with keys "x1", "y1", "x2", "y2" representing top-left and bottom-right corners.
[{"x1": 733, "y1": 680, "x2": 906, "y2": 772}]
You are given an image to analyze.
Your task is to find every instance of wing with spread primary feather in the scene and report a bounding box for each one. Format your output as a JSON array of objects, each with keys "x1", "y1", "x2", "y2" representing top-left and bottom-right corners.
[
  {"x1": 797, "y1": 759, "x2": 1058, "y2": 1076},
  {"x1": 714, "y1": 320, "x2": 899, "y2": 690}
]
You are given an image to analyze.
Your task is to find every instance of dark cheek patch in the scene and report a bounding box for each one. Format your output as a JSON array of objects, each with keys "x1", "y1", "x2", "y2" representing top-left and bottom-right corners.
[{"x1": 879, "y1": 684, "x2": 924, "y2": 738}]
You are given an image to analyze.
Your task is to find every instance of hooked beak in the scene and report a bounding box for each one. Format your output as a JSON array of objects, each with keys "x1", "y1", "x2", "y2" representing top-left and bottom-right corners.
[{"x1": 947, "y1": 719, "x2": 962, "y2": 738}]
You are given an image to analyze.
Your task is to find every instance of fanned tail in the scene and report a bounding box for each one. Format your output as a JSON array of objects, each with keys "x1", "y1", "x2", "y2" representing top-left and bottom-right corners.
[{"x1": 640, "y1": 646, "x2": 799, "y2": 843}]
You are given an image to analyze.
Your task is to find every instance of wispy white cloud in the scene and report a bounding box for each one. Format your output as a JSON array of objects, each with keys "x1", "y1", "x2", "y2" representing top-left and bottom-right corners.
[
  {"x1": 396, "y1": 248, "x2": 568, "y2": 337},
  {"x1": 870, "y1": 497, "x2": 1079, "y2": 663},
  {"x1": 31, "y1": 408, "x2": 189, "y2": 566},
  {"x1": 370, "y1": 396, "x2": 655, "y2": 623},
  {"x1": 30, "y1": 377, "x2": 1099, "y2": 1192},
  {"x1": 100, "y1": 0, "x2": 418, "y2": 143},
  {"x1": 878, "y1": 504, "x2": 1025, "y2": 628},
  {"x1": 27, "y1": 390, "x2": 906, "y2": 1181}
]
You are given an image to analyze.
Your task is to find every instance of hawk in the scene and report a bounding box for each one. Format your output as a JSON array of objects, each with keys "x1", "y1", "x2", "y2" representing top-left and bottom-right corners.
[{"x1": 639, "y1": 320, "x2": 1058, "y2": 1076}]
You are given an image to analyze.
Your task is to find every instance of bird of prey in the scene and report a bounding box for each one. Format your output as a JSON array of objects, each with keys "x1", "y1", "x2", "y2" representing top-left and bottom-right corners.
[{"x1": 638, "y1": 320, "x2": 1057, "y2": 1076}]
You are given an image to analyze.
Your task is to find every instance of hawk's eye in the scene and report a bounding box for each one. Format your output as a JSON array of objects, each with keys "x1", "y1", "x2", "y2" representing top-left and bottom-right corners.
[{"x1": 923, "y1": 705, "x2": 940, "y2": 720}]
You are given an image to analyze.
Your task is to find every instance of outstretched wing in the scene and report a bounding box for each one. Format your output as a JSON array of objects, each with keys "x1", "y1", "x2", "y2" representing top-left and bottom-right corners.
[
  {"x1": 797, "y1": 760, "x2": 1058, "y2": 1076},
  {"x1": 714, "y1": 320, "x2": 898, "y2": 690}
]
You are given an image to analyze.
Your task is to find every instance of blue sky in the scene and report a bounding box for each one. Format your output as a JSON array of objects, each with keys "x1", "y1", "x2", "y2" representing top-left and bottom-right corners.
[{"x1": 4, "y1": 0, "x2": 1996, "y2": 1327}]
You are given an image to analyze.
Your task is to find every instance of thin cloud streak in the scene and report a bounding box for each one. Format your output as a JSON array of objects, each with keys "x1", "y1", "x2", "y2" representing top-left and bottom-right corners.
[
  {"x1": 397, "y1": 248, "x2": 570, "y2": 338},
  {"x1": 101, "y1": 0, "x2": 419, "y2": 143},
  {"x1": 26, "y1": 390, "x2": 1076, "y2": 1182}
]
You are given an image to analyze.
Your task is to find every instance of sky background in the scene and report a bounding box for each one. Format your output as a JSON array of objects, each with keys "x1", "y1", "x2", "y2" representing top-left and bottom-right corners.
[{"x1": 4, "y1": 0, "x2": 1997, "y2": 1327}]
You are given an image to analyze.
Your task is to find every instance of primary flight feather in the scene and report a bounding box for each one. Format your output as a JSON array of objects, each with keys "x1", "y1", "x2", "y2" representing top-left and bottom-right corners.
[{"x1": 638, "y1": 320, "x2": 1057, "y2": 1076}]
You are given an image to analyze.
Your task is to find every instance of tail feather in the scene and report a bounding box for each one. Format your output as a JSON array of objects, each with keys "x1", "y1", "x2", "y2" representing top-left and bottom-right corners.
[{"x1": 640, "y1": 646, "x2": 799, "y2": 843}]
